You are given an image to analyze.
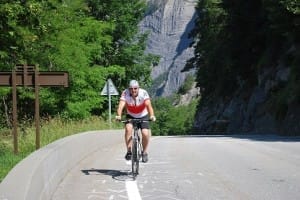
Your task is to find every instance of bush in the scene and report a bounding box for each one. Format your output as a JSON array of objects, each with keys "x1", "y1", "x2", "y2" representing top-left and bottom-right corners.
[
  {"x1": 178, "y1": 75, "x2": 195, "y2": 95},
  {"x1": 151, "y1": 97, "x2": 198, "y2": 135}
]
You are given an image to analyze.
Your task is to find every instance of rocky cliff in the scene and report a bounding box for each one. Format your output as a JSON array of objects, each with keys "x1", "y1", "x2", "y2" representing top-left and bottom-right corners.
[
  {"x1": 192, "y1": 65, "x2": 300, "y2": 136},
  {"x1": 139, "y1": 1, "x2": 299, "y2": 135},
  {"x1": 139, "y1": 0, "x2": 198, "y2": 97}
]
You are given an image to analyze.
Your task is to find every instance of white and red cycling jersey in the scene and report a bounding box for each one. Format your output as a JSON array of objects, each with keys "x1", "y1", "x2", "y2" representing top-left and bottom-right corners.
[{"x1": 120, "y1": 88, "x2": 150, "y2": 118}]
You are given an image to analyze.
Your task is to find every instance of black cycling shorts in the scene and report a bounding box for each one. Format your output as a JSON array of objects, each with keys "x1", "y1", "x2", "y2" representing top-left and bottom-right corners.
[{"x1": 126, "y1": 114, "x2": 150, "y2": 129}]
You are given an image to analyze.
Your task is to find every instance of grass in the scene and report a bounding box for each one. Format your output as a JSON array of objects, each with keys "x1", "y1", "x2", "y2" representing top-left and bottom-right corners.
[{"x1": 0, "y1": 116, "x2": 122, "y2": 182}]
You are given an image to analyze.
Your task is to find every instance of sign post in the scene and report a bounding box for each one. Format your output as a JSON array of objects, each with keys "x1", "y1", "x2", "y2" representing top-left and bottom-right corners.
[
  {"x1": 0, "y1": 64, "x2": 68, "y2": 153},
  {"x1": 101, "y1": 79, "x2": 119, "y2": 128}
]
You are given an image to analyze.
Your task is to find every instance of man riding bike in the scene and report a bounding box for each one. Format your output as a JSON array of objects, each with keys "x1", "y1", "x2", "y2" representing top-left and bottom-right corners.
[{"x1": 116, "y1": 80, "x2": 156, "y2": 163}]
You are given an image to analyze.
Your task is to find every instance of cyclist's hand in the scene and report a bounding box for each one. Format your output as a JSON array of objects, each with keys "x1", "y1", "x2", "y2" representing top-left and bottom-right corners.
[
  {"x1": 115, "y1": 115, "x2": 121, "y2": 121},
  {"x1": 150, "y1": 115, "x2": 156, "y2": 122}
]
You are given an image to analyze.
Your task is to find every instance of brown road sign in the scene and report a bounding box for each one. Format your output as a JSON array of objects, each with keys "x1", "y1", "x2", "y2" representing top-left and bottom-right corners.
[
  {"x1": 0, "y1": 64, "x2": 69, "y2": 154},
  {"x1": 0, "y1": 71, "x2": 68, "y2": 87}
]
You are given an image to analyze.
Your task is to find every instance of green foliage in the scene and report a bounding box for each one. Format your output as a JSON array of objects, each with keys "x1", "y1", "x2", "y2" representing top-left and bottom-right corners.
[
  {"x1": 191, "y1": 0, "x2": 234, "y2": 96},
  {"x1": 86, "y1": 0, "x2": 158, "y2": 86},
  {"x1": 178, "y1": 75, "x2": 195, "y2": 95},
  {"x1": 191, "y1": 0, "x2": 299, "y2": 114},
  {"x1": 86, "y1": 0, "x2": 146, "y2": 40},
  {"x1": 0, "y1": 116, "x2": 116, "y2": 181},
  {"x1": 151, "y1": 98, "x2": 198, "y2": 136},
  {"x1": 280, "y1": 0, "x2": 300, "y2": 14},
  {"x1": 151, "y1": 98, "x2": 172, "y2": 135},
  {"x1": 0, "y1": 148, "x2": 24, "y2": 183},
  {"x1": 0, "y1": 1, "x2": 43, "y2": 68},
  {"x1": 0, "y1": 0, "x2": 155, "y2": 126}
]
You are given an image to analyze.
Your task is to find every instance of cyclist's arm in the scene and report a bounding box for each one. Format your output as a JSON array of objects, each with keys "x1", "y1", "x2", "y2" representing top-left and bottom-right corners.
[
  {"x1": 145, "y1": 99, "x2": 155, "y2": 117},
  {"x1": 117, "y1": 100, "x2": 126, "y2": 117}
]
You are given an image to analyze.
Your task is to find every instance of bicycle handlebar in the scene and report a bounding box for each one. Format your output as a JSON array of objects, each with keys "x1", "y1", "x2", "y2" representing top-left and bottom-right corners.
[{"x1": 120, "y1": 119, "x2": 153, "y2": 123}]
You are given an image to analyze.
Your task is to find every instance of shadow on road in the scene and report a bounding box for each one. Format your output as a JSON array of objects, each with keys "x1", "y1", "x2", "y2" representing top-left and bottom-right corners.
[{"x1": 81, "y1": 169, "x2": 134, "y2": 181}]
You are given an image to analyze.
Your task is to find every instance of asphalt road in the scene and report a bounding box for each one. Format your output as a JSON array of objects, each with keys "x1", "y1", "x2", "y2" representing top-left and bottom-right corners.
[{"x1": 51, "y1": 134, "x2": 300, "y2": 200}]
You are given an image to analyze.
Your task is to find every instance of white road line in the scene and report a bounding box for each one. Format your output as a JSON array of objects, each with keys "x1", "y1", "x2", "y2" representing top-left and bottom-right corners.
[
  {"x1": 126, "y1": 181, "x2": 142, "y2": 200},
  {"x1": 197, "y1": 172, "x2": 204, "y2": 176},
  {"x1": 126, "y1": 160, "x2": 131, "y2": 165}
]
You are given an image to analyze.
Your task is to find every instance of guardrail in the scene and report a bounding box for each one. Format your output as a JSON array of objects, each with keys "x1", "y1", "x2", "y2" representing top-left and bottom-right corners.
[{"x1": 0, "y1": 130, "x2": 123, "y2": 200}]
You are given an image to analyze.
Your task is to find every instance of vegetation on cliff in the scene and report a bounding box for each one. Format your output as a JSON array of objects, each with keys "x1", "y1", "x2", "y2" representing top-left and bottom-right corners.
[{"x1": 188, "y1": 0, "x2": 299, "y2": 134}]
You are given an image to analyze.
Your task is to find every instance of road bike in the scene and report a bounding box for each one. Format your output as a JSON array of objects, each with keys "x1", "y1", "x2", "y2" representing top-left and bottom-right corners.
[{"x1": 122, "y1": 119, "x2": 150, "y2": 179}]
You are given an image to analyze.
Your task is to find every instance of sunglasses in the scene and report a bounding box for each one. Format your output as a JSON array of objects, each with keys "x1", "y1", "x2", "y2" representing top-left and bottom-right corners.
[{"x1": 129, "y1": 87, "x2": 138, "y2": 90}]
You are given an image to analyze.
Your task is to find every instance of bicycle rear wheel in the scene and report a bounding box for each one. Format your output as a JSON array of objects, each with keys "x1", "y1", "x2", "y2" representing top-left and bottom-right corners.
[{"x1": 131, "y1": 138, "x2": 139, "y2": 178}]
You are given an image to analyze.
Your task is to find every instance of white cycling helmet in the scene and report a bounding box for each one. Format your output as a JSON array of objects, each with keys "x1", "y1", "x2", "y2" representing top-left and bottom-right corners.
[{"x1": 129, "y1": 80, "x2": 139, "y2": 88}]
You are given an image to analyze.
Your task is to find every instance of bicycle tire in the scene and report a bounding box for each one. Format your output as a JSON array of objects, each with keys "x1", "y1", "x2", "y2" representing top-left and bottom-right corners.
[{"x1": 131, "y1": 137, "x2": 139, "y2": 177}]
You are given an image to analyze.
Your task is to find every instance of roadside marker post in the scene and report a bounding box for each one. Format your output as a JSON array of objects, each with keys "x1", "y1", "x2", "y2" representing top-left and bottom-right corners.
[{"x1": 101, "y1": 79, "x2": 119, "y2": 128}]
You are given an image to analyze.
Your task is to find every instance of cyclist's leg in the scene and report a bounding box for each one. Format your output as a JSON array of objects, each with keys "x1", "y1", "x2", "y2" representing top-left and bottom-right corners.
[
  {"x1": 141, "y1": 128, "x2": 150, "y2": 153},
  {"x1": 140, "y1": 115, "x2": 150, "y2": 154},
  {"x1": 125, "y1": 123, "x2": 133, "y2": 151},
  {"x1": 124, "y1": 123, "x2": 133, "y2": 160}
]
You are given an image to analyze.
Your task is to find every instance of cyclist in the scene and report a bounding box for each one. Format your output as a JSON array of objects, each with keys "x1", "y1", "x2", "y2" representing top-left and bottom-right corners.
[{"x1": 115, "y1": 80, "x2": 156, "y2": 163}]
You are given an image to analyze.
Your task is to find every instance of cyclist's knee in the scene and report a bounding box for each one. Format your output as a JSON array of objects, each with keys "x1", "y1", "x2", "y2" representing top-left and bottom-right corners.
[
  {"x1": 141, "y1": 129, "x2": 150, "y2": 136},
  {"x1": 125, "y1": 123, "x2": 133, "y2": 130}
]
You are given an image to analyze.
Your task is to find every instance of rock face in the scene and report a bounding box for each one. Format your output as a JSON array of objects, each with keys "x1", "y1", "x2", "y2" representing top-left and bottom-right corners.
[
  {"x1": 138, "y1": 1, "x2": 299, "y2": 135},
  {"x1": 193, "y1": 66, "x2": 300, "y2": 135},
  {"x1": 177, "y1": 82, "x2": 200, "y2": 105},
  {"x1": 139, "y1": 0, "x2": 197, "y2": 97}
]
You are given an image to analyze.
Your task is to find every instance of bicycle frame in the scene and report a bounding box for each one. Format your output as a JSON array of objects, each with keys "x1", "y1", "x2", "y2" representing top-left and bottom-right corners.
[{"x1": 122, "y1": 119, "x2": 150, "y2": 179}]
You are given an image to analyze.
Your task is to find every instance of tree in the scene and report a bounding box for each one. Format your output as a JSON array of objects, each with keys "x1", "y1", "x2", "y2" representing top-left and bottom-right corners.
[
  {"x1": 86, "y1": 0, "x2": 157, "y2": 86},
  {"x1": 0, "y1": 0, "x2": 154, "y2": 124},
  {"x1": 189, "y1": 0, "x2": 300, "y2": 128}
]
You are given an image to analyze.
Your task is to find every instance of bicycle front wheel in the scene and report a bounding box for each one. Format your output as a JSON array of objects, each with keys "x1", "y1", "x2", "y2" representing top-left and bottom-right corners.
[{"x1": 131, "y1": 138, "x2": 139, "y2": 177}]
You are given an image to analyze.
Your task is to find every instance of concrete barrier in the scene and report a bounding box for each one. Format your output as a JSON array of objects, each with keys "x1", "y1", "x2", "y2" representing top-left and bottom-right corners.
[{"x1": 0, "y1": 129, "x2": 123, "y2": 200}]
